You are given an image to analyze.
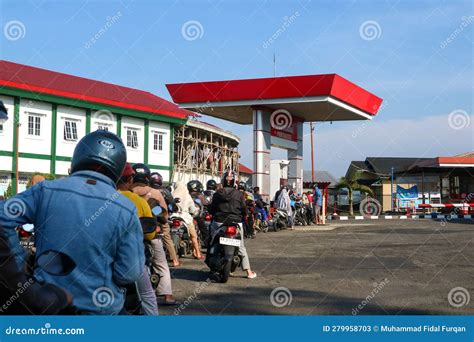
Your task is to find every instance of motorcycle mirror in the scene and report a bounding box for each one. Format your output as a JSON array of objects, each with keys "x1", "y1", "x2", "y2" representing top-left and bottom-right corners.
[
  {"x1": 195, "y1": 198, "x2": 201, "y2": 204},
  {"x1": 152, "y1": 206, "x2": 163, "y2": 216},
  {"x1": 36, "y1": 250, "x2": 76, "y2": 276},
  {"x1": 22, "y1": 223, "x2": 35, "y2": 232}
]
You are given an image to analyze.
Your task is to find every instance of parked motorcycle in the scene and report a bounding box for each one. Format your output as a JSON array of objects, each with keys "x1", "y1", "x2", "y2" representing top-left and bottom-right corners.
[
  {"x1": 205, "y1": 218, "x2": 242, "y2": 283},
  {"x1": 272, "y1": 208, "x2": 290, "y2": 231},
  {"x1": 293, "y1": 198, "x2": 308, "y2": 226},
  {"x1": 254, "y1": 209, "x2": 269, "y2": 233}
]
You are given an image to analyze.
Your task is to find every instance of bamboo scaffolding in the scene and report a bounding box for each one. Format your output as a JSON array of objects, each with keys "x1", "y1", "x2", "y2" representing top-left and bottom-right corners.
[{"x1": 173, "y1": 123, "x2": 239, "y2": 183}]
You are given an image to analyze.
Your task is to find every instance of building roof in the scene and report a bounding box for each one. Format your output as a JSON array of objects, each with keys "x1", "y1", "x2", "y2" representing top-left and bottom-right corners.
[
  {"x1": 0, "y1": 60, "x2": 190, "y2": 119},
  {"x1": 303, "y1": 170, "x2": 338, "y2": 186},
  {"x1": 186, "y1": 119, "x2": 240, "y2": 144},
  {"x1": 454, "y1": 151, "x2": 474, "y2": 158},
  {"x1": 239, "y1": 163, "x2": 253, "y2": 175},
  {"x1": 346, "y1": 157, "x2": 431, "y2": 178},
  {"x1": 166, "y1": 74, "x2": 383, "y2": 124},
  {"x1": 408, "y1": 152, "x2": 474, "y2": 170}
]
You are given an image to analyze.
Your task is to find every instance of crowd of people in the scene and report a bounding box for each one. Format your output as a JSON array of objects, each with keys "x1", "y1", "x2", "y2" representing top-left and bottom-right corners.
[{"x1": 0, "y1": 130, "x2": 324, "y2": 316}]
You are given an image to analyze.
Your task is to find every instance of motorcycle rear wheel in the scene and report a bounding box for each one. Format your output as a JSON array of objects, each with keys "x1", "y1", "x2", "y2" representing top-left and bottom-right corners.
[{"x1": 220, "y1": 259, "x2": 232, "y2": 283}]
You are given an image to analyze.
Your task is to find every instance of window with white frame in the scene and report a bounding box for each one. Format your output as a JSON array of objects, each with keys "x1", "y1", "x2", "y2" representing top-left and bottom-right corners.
[
  {"x1": 27, "y1": 114, "x2": 41, "y2": 137},
  {"x1": 64, "y1": 119, "x2": 79, "y2": 141},
  {"x1": 126, "y1": 128, "x2": 139, "y2": 149},
  {"x1": 0, "y1": 175, "x2": 8, "y2": 185},
  {"x1": 152, "y1": 131, "x2": 165, "y2": 152}
]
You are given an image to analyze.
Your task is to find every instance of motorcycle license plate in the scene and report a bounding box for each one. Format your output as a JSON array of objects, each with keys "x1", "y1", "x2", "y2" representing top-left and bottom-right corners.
[{"x1": 219, "y1": 237, "x2": 241, "y2": 247}]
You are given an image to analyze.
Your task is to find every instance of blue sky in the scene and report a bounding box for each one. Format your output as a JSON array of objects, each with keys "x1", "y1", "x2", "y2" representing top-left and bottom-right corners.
[{"x1": 1, "y1": 0, "x2": 472, "y2": 177}]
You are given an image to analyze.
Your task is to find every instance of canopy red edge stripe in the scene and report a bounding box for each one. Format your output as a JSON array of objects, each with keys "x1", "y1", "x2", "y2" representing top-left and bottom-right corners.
[{"x1": 166, "y1": 74, "x2": 383, "y2": 115}]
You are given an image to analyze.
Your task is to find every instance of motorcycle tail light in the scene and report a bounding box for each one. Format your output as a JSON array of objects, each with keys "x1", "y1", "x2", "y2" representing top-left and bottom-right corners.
[
  {"x1": 18, "y1": 229, "x2": 30, "y2": 238},
  {"x1": 205, "y1": 213, "x2": 212, "y2": 221},
  {"x1": 172, "y1": 219, "x2": 181, "y2": 228},
  {"x1": 225, "y1": 226, "x2": 238, "y2": 237}
]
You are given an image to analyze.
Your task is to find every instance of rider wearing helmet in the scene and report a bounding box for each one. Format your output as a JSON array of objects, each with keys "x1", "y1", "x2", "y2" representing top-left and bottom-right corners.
[
  {"x1": 130, "y1": 164, "x2": 179, "y2": 304},
  {"x1": 208, "y1": 170, "x2": 257, "y2": 279},
  {"x1": 150, "y1": 172, "x2": 177, "y2": 212},
  {"x1": 0, "y1": 131, "x2": 145, "y2": 314},
  {"x1": 187, "y1": 180, "x2": 210, "y2": 246},
  {"x1": 204, "y1": 179, "x2": 217, "y2": 202}
]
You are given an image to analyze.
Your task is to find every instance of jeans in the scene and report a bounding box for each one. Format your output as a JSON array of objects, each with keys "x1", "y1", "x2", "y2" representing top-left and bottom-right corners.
[
  {"x1": 136, "y1": 269, "x2": 159, "y2": 315},
  {"x1": 150, "y1": 238, "x2": 172, "y2": 296}
]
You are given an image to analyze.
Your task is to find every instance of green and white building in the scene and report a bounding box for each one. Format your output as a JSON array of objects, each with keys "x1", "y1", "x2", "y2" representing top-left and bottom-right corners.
[{"x1": 0, "y1": 60, "x2": 189, "y2": 195}]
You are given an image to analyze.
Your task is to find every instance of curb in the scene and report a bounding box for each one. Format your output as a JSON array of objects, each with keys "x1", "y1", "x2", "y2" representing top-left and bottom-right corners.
[{"x1": 327, "y1": 214, "x2": 473, "y2": 221}]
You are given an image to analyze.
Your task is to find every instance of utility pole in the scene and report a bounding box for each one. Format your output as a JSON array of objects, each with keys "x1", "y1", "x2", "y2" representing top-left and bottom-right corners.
[
  {"x1": 273, "y1": 53, "x2": 276, "y2": 76},
  {"x1": 310, "y1": 122, "x2": 315, "y2": 183},
  {"x1": 391, "y1": 166, "x2": 394, "y2": 212}
]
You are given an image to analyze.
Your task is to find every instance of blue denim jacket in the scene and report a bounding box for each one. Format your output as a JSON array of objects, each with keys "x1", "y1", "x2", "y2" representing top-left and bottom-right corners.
[{"x1": 0, "y1": 171, "x2": 145, "y2": 315}]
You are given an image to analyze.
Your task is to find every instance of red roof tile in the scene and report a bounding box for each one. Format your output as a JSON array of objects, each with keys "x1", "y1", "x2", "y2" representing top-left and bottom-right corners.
[
  {"x1": 0, "y1": 60, "x2": 190, "y2": 119},
  {"x1": 239, "y1": 163, "x2": 253, "y2": 174}
]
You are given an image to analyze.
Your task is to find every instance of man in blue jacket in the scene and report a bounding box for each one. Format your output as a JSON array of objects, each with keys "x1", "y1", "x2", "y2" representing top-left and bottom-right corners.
[
  {"x1": 313, "y1": 185, "x2": 323, "y2": 225},
  {"x1": 0, "y1": 130, "x2": 144, "y2": 314}
]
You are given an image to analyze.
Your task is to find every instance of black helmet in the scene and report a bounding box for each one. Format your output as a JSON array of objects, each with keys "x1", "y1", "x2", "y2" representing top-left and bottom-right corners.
[
  {"x1": 238, "y1": 181, "x2": 246, "y2": 191},
  {"x1": 222, "y1": 169, "x2": 237, "y2": 188},
  {"x1": 71, "y1": 130, "x2": 126, "y2": 183},
  {"x1": 187, "y1": 180, "x2": 203, "y2": 193},
  {"x1": 150, "y1": 172, "x2": 163, "y2": 189},
  {"x1": 206, "y1": 179, "x2": 217, "y2": 191},
  {"x1": 132, "y1": 163, "x2": 151, "y2": 185}
]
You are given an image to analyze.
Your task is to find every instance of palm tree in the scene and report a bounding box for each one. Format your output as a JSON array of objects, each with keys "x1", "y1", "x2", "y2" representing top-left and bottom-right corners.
[{"x1": 336, "y1": 172, "x2": 374, "y2": 216}]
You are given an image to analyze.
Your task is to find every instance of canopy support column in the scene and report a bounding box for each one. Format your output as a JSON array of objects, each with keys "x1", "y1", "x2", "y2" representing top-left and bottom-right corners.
[
  {"x1": 252, "y1": 108, "x2": 271, "y2": 202},
  {"x1": 288, "y1": 121, "x2": 303, "y2": 195}
]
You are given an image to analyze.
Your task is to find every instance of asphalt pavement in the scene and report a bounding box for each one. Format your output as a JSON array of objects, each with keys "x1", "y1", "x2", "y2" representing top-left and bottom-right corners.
[{"x1": 163, "y1": 219, "x2": 473, "y2": 315}]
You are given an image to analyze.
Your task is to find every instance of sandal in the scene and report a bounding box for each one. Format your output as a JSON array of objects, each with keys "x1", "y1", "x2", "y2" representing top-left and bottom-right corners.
[
  {"x1": 194, "y1": 255, "x2": 205, "y2": 261},
  {"x1": 247, "y1": 272, "x2": 257, "y2": 279}
]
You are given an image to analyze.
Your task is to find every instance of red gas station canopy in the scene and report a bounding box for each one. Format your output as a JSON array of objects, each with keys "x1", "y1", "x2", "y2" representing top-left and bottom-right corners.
[{"x1": 166, "y1": 74, "x2": 382, "y2": 124}]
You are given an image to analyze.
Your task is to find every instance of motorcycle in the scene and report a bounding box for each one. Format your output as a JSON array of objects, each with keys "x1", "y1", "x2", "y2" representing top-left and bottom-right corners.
[
  {"x1": 272, "y1": 208, "x2": 290, "y2": 231},
  {"x1": 205, "y1": 218, "x2": 242, "y2": 283},
  {"x1": 293, "y1": 198, "x2": 308, "y2": 226},
  {"x1": 254, "y1": 208, "x2": 269, "y2": 233},
  {"x1": 169, "y1": 198, "x2": 193, "y2": 257},
  {"x1": 18, "y1": 223, "x2": 36, "y2": 254}
]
